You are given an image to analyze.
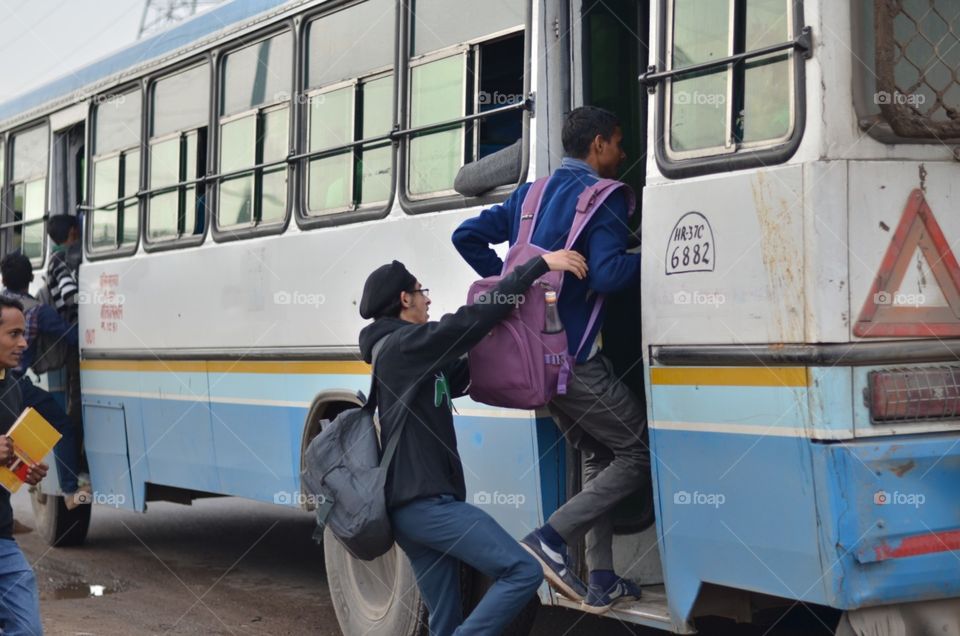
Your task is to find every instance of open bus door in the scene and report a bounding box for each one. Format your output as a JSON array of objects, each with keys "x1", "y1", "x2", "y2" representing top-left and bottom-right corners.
[{"x1": 28, "y1": 116, "x2": 96, "y2": 547}]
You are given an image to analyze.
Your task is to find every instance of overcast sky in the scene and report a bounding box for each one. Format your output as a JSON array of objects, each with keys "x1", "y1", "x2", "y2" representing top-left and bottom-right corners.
[{"x1": 0, "y1": 1, "x2": 187, "y2": 104}]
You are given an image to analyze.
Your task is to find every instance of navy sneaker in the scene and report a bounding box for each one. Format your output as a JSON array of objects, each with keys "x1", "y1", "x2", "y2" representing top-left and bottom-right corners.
[
  {"x1": 519, "y1": 529, "x2": 588, "y2": 601},
  {"x1": 581, "y1": 577, "x2": 642, "y2": 614}
]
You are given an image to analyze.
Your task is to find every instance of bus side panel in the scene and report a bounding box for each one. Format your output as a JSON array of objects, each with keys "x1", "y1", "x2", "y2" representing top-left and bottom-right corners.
[
  {"x1": 136, "y1": 367, "x2": 220, "y2": 493},
  {"x1": 82, "y1": 401, "x2": 137, "y2": 511},
  {"x1": 650, "y1": 376, "x2": 828, "y2": 624},
  {"x1": 812, "y1": 434, "x2": 960, "y2": 609},
  {"x1": 454, "y1": 405, "x2": 545, "y2": 540}
]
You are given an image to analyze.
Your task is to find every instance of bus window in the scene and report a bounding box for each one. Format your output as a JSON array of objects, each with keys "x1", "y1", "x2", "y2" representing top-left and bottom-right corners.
[
  {"x1": 147, "y1": 63, "x2": 209, "y2": 245},
  {"x1": 304, "y1": 0, "x2": 394, "y2": 217},
  {"x1": 667, "y1": 0, "x2": 792, "y2": 158},
  {"x1": 854, "y1": 1, "x2": 960, "y2": 141},
  {"x1": 405, "y1": 0, "x2": 526, "y2": 200},
  {"x1": 90, "y1": 90, "x2": 141, "y2": 254},
  {"x1": 217, "y1": 32, "x2": 292, "y2": 231},
  {"x1": 7, "y1": 124, "x2": 49, "y2": 264}
]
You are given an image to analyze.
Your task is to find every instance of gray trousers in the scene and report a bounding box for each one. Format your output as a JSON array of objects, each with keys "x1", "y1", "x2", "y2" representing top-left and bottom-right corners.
[{"x1": 546, "y1": 354, "x2": 649, "y2": 571}]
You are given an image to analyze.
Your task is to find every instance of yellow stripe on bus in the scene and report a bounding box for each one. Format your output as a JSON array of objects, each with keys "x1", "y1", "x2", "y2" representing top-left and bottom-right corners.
[
  {"x1": 651, "y1": 367, "x2": 808, "y2": 387},
  {"x1": 80, "y1": 359, "x2": 371, "y2": 375}
]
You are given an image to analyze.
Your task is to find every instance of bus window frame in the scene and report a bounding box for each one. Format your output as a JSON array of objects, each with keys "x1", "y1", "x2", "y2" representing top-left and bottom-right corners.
[
  {"x1": 85, "y1": 83, "x2": 144, "y2": 261},
  {"x1": 3, "y1": 121, "x2": 51, "y2": 267},
  {"x1": 210, "y1": 22, "x2": 296, "y2": 244},
  {"x1": 654, "y1": 0, "x2": 807, "y2": 180},
  {"x1": 397, "y1": 2, "x2": 532, "y2": 215},
  {"x1": 404, "y1": 45, "x2": 470, "y2": 201},
  {"x1": 303, "y1": 78, "x2": 360, "y2": 218},
  {"x1": 142, "y1": 55, "x2": 212, "y2": 253},
  {"x1": 294, "y1": 0, "x2": 399, "y2": 231}
]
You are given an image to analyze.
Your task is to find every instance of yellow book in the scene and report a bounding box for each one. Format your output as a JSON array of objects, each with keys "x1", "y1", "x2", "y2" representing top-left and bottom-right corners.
[{"x1": 0, "y1": 408, "x2": 61, "y2": 493}]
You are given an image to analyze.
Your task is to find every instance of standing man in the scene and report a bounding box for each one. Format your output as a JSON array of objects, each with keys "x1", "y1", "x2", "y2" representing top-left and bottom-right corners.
[
  {"x1": 358, "y1": 249, "x2": 586, "y2": 635},
  {"x1": 45, "y1": 215, "x2": 82, "y2": 443},
  {"x1": 452, "y1": 106, "x2": 649, "y2": 614},
  {"x1": 1, "y1": 253, "x2": 87, "y2": 509},
  {"x1": 0, "y1": 295, "x2": 48, "y2": 634}
]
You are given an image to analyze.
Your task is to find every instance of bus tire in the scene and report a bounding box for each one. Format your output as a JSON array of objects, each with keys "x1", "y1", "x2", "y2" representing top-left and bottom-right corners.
[
  {"x1": 29, "y1": 488, "x2": 91, "y2": 547},
  {"x1": 324, "y1": 525, "x2": 428, "y2": 636}
]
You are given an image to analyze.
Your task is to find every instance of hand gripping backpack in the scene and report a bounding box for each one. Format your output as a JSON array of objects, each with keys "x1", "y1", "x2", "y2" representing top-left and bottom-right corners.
[
  {"x1": 466, "y1": 176, "x2": 635, "y2": 409},
  {"x1": 301, "y1": 336, "x2": 404, "y2": 561}
]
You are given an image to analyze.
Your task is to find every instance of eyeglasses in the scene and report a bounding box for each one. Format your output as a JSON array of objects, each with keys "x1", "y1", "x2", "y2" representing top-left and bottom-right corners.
[{"x1": 409, "y1": 288, "x2": 430, "y2": 298}]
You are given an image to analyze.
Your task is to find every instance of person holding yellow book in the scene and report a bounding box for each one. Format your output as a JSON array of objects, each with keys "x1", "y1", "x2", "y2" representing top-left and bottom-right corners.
[{"x1": 0, "y1": 295, "x2": 48, "y2": 634}]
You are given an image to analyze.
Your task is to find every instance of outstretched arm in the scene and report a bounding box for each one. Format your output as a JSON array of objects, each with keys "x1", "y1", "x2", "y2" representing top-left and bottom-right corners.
[
  {"x1": 452, "y1": 183, "x2": 530, "y2": 277},
  {"x1": 398, "y1": 250, "x2": 588, "y2": 375}
]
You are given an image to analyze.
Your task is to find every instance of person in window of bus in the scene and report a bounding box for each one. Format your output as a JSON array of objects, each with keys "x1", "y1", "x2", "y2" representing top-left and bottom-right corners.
[
  {"x1": 0, "y1": 295, "x2": 48, "y2": 635},
  {"x1": 1, "y1": 253, "x2": 88, "y2": 510},
  {"x1": 451, "y1": 105, "x2": 648, "y2": 614},
  {"x1": 45, "y1": 214, "x2": 83, "y2": 447},
  {"x1": 358, "y1": 249, "x2": 586, "y2": 636}
]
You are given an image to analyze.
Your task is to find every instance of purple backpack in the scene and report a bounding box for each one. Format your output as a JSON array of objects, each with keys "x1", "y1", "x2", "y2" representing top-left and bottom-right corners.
[{"x1": 466, "y1": 176, "x2": 635, "y2": 409}]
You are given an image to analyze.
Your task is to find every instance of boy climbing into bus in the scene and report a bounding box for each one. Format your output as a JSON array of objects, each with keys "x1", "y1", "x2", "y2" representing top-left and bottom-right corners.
[
  {"x1": 452, "y1": 105, "x2": 650, "y2": 614},
  {"x1": 358, "y1": 248, "x2": 586, "y2": 635}
]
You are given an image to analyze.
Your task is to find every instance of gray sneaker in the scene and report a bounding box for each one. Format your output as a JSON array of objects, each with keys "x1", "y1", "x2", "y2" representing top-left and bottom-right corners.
[{"x1": 519, "y1": 529, "x2": 587, "y2": 601}]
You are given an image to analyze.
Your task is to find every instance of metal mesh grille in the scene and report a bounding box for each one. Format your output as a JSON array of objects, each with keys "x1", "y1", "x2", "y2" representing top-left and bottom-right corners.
[
  {"x1": 875, "y1": 0, "x2": 960, "y2": 139},
  {"x1": 868, "y1": 366, "x2": 960, "y2": 422}
]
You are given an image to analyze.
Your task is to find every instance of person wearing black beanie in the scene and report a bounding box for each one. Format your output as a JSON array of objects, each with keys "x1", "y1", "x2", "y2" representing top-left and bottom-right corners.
[{"x1": 357, "y1": 249, "x2": 586, "y2": 636}]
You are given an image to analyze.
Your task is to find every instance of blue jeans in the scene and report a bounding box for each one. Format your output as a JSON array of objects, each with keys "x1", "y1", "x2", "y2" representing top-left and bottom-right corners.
[
  {"x1": 17, "y1": 376, "x2": 80, "y2": 494},
  {"x1": 391, "y1": 495, "x2": 542, "y2": 636},
  {"x1": 0, "y1": 539, "x2": 42, "y2": 635}
]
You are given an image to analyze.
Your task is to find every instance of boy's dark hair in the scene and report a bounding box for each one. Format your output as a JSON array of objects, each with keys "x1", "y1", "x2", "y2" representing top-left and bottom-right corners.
[
  {"x1": 0, "y1": 253, "x2": 32, "y2": 292},
  {"x1": 0, "y1": 295, "x2": 24, "y2": 323},
  {"x1": 561, "y1": 106, "x2": 621, "y2": 159},
  {"x1": 47, "y1": 214, "x2": 80, "y2": 245}
]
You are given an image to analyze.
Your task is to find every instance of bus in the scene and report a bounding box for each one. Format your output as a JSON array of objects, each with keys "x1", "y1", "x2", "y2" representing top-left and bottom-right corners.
[{"x1": 2, "y1": 0, "x2": 960, "y2": 633}]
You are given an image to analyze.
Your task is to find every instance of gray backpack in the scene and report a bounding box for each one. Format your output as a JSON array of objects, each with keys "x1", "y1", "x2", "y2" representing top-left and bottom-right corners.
[
  {"x1": 16, "y1": 290, "x2": 70, "y2": 375},
  {"x1": 302, "y1": 337, "x2": 405, "y2": 561}
]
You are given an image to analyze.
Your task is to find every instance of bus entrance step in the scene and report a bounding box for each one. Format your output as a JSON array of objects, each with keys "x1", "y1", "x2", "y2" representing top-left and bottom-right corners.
[{"x1": 554, "y1": 584, "x2": 674, "y2": 631}]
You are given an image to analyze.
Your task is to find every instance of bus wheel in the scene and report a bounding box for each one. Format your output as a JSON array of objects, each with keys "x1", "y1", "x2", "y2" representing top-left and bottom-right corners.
[
  {"x1": 324, "y1": 526, "x2": 428, "y2": 636},
  {"x1": 29, "y1": 488, "x2": 91, "y2": 547}
]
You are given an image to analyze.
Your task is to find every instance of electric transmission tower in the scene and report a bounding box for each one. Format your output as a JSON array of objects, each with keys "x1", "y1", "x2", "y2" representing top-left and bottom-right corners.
[{"x1": 138, "y1": 0, "x2": 224, "y2": 39}]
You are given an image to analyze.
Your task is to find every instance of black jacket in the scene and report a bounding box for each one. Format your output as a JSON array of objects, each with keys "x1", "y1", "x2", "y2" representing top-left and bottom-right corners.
[
  {"x1": 358, "y1": 256, "x2": 549, "y2": 510},
  {"x1": 0, "y1": 371, "x2": 22, "y2": 540}
]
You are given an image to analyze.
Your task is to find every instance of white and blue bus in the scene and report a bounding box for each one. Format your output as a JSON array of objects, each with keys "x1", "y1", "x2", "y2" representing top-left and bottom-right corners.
[{"x1": 3, "y1": 0, "x2": 960, "y2": 633}]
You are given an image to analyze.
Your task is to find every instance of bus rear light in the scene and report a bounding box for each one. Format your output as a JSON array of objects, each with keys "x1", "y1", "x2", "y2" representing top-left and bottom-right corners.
[{"x1": 867, "y1": 367, "x2": 960, "y2": 422}]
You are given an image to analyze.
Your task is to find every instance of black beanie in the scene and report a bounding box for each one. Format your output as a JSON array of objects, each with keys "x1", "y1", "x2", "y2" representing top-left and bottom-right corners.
[{"x1": 359, "y1": 261, "x2": 417, "y2": 319}]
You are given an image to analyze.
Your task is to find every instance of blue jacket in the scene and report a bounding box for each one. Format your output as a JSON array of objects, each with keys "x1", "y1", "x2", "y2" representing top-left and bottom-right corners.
[{"x1": 452, "y1": 158, "x2": 640, "y2": 363}]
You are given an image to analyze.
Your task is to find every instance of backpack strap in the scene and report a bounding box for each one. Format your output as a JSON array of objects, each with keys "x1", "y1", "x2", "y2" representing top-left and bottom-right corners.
[
  {"x1": 565, "y1": 179, "x2": 636, "y2": 251},
  {"x1": 517, "y1": 177, "x2": 551, "y2": 246},
  {"x1": 564, "y1": 180, "x2": 636, "y2": 361}
]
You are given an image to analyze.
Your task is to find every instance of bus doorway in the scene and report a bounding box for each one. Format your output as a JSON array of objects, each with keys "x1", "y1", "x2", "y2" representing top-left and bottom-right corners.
[{"x1": 577, "y1": 0, "x2": 659, "y2": 582}]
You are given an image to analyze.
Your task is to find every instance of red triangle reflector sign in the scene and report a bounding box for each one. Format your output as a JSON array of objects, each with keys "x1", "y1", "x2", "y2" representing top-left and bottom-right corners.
[{"x1": 854, "y1": 189, "x2": 960, "y2": 337}]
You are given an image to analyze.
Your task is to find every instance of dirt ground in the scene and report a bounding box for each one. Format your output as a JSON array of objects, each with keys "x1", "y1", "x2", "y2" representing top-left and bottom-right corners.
[{"x1": 10, "y1": 490, "x2": 834, "y2": 636}]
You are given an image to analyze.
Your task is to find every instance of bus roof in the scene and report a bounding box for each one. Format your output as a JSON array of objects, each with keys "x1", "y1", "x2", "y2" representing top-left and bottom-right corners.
[{"x1": 0, "y1": 0, "x2": 297, "y2": 127}]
